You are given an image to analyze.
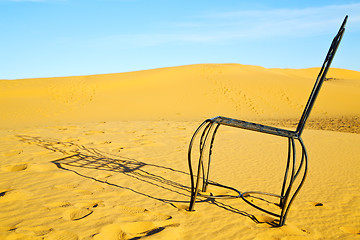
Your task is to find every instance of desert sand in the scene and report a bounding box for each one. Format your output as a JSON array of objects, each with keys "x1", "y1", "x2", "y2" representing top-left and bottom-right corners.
[{"x1": 0, "y1": 64, "x2": 359, "y2": 239}]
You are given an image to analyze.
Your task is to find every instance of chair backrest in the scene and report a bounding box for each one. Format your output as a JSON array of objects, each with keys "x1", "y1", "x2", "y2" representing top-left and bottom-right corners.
[{"x1": 296, "y1": 15, "x2": 348, "y2": 136}]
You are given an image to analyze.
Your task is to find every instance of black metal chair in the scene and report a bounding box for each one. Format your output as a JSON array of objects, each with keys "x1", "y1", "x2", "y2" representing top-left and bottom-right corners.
[{"x1": 187, "y1": 16, "x2": 347, "y2": 227}]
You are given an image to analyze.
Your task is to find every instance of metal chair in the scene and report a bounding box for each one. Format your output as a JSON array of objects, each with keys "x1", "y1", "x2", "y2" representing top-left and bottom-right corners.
[{"x1": 187, "y1": 16, "x2": 347, "y2": 227}]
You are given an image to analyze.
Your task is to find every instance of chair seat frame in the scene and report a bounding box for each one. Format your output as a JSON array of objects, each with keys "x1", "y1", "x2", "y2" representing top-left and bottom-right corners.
[{"x1": 187, "y1": 16, "x2": 347, "y2": 227}]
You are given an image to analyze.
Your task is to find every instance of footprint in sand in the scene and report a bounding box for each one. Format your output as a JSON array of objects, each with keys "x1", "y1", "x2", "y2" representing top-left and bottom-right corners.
[
  {"x1": 4, "y1": 163, "x2": 28, "y2": 172},
  {"x1": 127, "y1": 222, "x2": 180, "y2": 238},
  {"x1": 54, "y1": 184, "x2": 79, "y2": 190},
  {"x1": 96, "y1": 173, "x2": 113, "y2": 182},
  {"x1": 19, "y1": 226, "x2": 53, "y2": 236},
  {"x1": 1, "y1": 232, "x2": 42, "y2": 240},
  {"x1": 63, "y1": 138, "x2": 80, "y2": 142},
  {"x1": 340, "y1": 226, "x2": 360, "y2": 235},
  {"x1": 63, "y1": 207, "x2": 93, "y2": 221},
  {"x1": 121, "y1": 221, "x2": 158, "y2": 234},
  {"x1": 45, "y1": 201, "x2": 72, "y2": 208},
  {"x1": 29, "y1": 163, "x2": 58, "y2": 172},
  {"x1": 121, "y1": 221, "x2": 166, "y2": 238},
  {"x1": 0, "y1": 188, "x2": 13, "y2": 197},
  {"x1": 84, "y1": 130, "x2": 105, "y2": 135},
  {"x1": 280, "y1": 224, "x2": 309, "y2": 235},
  {"x1": 75, "y1": 200, "x2": 103, "y2": 209},
  {"x1": 93, "y1": 224, "x2": 127, "y2": 240},
  {"x1": 170, "y1": 203, "x2": 189, "y2": 212},
  {"x1": 54, "y1": 184, "x2": 93, "y2": 196},
  {"x1": 115, "y1": 205, "x2": 171, "y2": 220},
  {"x1": 2, "y1": 149, "x2": 23, "y2": 157},
  {"x1": 0, "y1": 215, "x2": 22, "y2": 230},
  {"x1": 0, "y1": 189, "x2": 32, "y2": 202},
  {"x1": 307, "y1": 201, "x2": 324, "y2": 207},
  {"x1": 132, "y1": 138, "x2": 157, "y2": 146},
  {"x1": 94, "y1": 222, "x2": 180, "y2": 240},
  {"x1": 112, "y1": 147, "x2": 124, "y2": 153},
  {"x1": 116, "y1": 205, "x2": 147, "y2": 214},
  {"x1": 0, "y1": 226, "x2": 17, "y2": 233},
  {"x1": 252, "y1": 215, "x2": 278, "y2": 227},
  {"x1": 74, "y1": 189, "x2": 93, "y2": 195},
  {"x1": 45, "y1": 230, "x2": 79, "y2": 240}
]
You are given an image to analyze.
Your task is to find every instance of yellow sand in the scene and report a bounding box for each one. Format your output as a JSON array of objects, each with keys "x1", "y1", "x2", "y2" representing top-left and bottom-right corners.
[{"x1": 0, "y1": 64, "x2": 359, "y2": 239}]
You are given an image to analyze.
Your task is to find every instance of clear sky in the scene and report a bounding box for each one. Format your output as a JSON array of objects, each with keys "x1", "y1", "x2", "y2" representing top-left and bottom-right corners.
[{"x1": 1, "y1": 0, "x2": 359, "y2": 79}]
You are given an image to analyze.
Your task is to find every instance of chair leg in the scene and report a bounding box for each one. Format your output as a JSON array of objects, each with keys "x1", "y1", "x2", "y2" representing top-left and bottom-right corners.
[
  {"x1": 279, "y1": 137, "x2": 308, "y2": 226},
  {"x1": 202, "y1": 124, "x2": 220, "y2": 192},
  {"x1": 279, "y1": 138, "x2": 295, "y2": 208},
  {"x1": 278, "y1": 137, "x2": 296, "y2": 225},
  {"x1": 280, "y1": 137, "x2": 308, "y2": 226},
  {"x1": 188, "y1": 120, "x2": 213, "y2": 211},
  {"x1": 188, "y1": 120, "x2": 221, "y2": 211}
]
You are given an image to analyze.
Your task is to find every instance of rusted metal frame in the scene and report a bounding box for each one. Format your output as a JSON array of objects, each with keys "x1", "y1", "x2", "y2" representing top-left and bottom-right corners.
[{"x1": 212, "y1": 116, "x2": 298, "y2": 138}]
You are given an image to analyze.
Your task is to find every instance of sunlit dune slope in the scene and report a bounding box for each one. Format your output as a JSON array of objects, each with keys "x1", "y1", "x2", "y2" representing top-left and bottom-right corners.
[{"x1": 1, "y1": 64, "x2": 359, "y2": 128}]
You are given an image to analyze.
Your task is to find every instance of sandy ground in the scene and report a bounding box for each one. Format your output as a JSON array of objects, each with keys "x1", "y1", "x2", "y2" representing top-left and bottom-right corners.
[{"x1": 0, "y1": 64, "x2": 359, "y2": 239}]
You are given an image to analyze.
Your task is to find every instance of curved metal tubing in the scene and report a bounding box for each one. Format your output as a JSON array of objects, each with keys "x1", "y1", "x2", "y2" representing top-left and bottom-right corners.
[
  {"x1": 241, "y1": 191, "x2": 282, "y2": 218},
  {"x1": 188, "y1": 121, "x2": 222, "y2": 210},
  {"x1": 203, "y1": 124, "x2": 220, "y2": 192},
  {"x1": 279, "y1": 138, "x2": 293, "y2": 208},
  {"x1": 198, "y1": 122, "x2": 214, "y2": 191},
  {"x1": 279, "y1": 137, "x2": 308, "y2": 226},
  {"x1": 188, "y1": 120, "x2": 209, "y2": 211},
  {"x1": 279, "y1": 137, "x2": 296, "y2": 222},
  {"x1": 188, "y1": 120, "x2": 309, "y2": 227},
  {"x1": 188, "y1": 120, "x2": 216, "y2": 211}
]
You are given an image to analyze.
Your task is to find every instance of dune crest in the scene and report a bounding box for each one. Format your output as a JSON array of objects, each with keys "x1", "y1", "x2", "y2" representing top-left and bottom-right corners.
[{"x1": 1, "y1": 64, "x2": 359, "y2": 129}]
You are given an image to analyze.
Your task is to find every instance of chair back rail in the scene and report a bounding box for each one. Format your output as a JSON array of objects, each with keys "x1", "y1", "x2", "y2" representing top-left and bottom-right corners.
[{"x1": 296, "y1": 15, "x2": 347, "y2": 136}]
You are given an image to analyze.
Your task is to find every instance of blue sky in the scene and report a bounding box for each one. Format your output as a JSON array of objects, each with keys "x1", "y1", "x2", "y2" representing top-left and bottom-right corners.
[{"x1": 1, "y1": 0, "x2": 359, "y2": 79}]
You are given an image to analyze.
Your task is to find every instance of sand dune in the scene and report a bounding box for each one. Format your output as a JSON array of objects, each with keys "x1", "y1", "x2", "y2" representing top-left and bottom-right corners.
[
  {"x1": 1, "y1": 64, "x2": 360, "y2": 239},
  {"x1": 1, "y1": 64, "x2": 360, "y2": 128}
]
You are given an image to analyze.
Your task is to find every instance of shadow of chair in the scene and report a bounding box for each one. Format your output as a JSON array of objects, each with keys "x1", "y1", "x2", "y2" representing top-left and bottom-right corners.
[{"x1": 187, "y1": 16, "x2": 348, "y2": 227}]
